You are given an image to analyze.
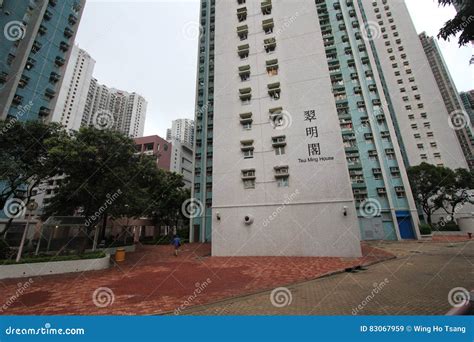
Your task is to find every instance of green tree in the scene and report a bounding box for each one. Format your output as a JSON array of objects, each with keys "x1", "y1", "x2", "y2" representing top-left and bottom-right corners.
[
  {"x1": 407, "y1": 163, "x2": 455, "y2": 226},
  {"x1": 0, "y1": 120, "x2": 65, "y2": 234},
  {"x1": 438, "y1": 168, "x2": 474, "y2": 221},
  {"x1": 437, "y1": 0, "x2": 474, "y2": 46},
  {"x1": 43, "y1": 127, "x2": 142, "y2": 251}
]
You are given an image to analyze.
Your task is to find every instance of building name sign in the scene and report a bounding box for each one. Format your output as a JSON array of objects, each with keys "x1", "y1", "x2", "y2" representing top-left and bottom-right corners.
[{"x1": 299, "y1": 109, "x2": 335, "y2": 164}]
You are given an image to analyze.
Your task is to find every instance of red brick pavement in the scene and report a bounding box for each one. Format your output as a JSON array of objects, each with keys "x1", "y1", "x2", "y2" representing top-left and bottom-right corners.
[
  {"x1": 0, "y1": 243, "x2": 394, "y2": 315},
  {"x1": 431, "y1": 235, "x2": 472, "y2": 243}
]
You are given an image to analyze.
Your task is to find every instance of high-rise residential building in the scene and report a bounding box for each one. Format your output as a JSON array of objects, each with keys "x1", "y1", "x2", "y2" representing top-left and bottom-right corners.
[
  {"x1": 83, "y1": 81, "x2": 147, "y2": 138},
  {"x1": 0, "y1": 0, "x2": 86, "y2": 122},
  {"x1": 460, "y1": 90, "x2": 474, "y2": 125},
  {"x1": 169, "y1": 140, "x2": 194, "y2": 189},
  {"x1": 361, "y1": 1, "x2": 467, "y2": 171},
  {"x1": 419, "y1": 32, "x2": 474, "y2": 170},
  {"x1": 168, "y1": 118, "x2": 194, "y2": 145},
  {"x1": 192, "y1": 0, "x2": 472, "y2": 253},
  {"x1": 166, "y1": 128, "x2": 172, "y2": 141},
  {"x1": 51, "y1": 44, "x2": 95, "y2": 131}
]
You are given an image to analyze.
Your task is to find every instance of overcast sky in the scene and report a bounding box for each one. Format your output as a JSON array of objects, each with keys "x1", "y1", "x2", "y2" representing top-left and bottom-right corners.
[{"x1": 75, "y1": 0, "x2": 473, "y2": 137}]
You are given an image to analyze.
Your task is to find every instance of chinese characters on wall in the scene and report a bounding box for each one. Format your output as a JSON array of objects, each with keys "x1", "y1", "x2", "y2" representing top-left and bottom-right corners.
[{"x1": 299, "y1": 109, "x2": 334, "y2": 164}]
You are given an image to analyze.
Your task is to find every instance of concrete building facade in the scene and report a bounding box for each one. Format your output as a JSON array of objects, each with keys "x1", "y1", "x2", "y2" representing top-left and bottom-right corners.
[
  {"x1": 168, "y1": 118, "x2": 195, "y2": 145},
  {"x1": 191, "y1": 0, "x2": 460, "y2": 253},
  {"x1": 169, "y1": 140, "x2": 193, "y2": 189},
  {"x1": 360, "y1": 0, "x2": 468, "y2": 170},
  {"x1": 83, "y1": 82, "x2": 147, "y2": 138},
  {"x1": 0, "y1": 0, "x2": 85, "y2": 122},
  {"x1": 134, "y1": 135, "x2": 172, "y2": 171},
  {"x1": 51, "y1": 44, "x2": 95, "y2": 131},
  {"x1": 419, "y1": 32, "x2": 474, "y2": 170}
]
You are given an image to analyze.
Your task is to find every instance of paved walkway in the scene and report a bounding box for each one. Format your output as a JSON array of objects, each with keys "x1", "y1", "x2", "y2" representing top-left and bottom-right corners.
[
  {"x1": 180, "y1": 239, "x2": 474, "y2": 315},
  {"x1": 0, "y1": 243, "x2": 392, "y2": 315}
]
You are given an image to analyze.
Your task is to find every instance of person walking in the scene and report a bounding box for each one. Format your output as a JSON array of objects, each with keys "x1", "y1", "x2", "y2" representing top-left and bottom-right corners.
[{"x1": 171, "y1": 235, "x2": 181, "y2": 257}]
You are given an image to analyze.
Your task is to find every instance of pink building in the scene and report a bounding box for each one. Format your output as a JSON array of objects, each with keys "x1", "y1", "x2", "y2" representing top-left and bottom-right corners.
[{"x1": 134, "y1": 135, "x2": 172, "y2": 170}]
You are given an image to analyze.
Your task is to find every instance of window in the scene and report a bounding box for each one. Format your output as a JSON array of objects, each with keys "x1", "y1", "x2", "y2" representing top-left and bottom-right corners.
[
  {"x1": 237, "y1": 7, "x2": 247, "y2": 22},
  {"x1": 242, "y1": 169, "x2": 256, "y2": 189},
  {"x1": 262, "y1": 18, "x2": 274, "y2": 34},
  {"x1": 395, "y1": 186, "x2": 405, "y2": 198},
  {"x1": 275, "y1": 146, "x2": 285, "y2": 155},
  {"x1": 261, "y1": 0, "x2": 272, "y2": 15},
  {"x1": 239, "y1": 65, "x2": 250, "y2": 81},
  {"x1": 264, "y1": 37, "x2": 276, "y2": 53},
  {"x1": 277, "y1": 177, "x2": 289, "y2": 187},
  {"x1": 244, "y1": 179, "x2": 255, "y2": 189},
  {"x1": 266, "y1": 59, "x2": 279, "y2": 76},
  {"x1": 240, "y1": 112, "x2": 253, "y2": 129},
  {"x1": 239, "y1": 87, "x2": 252, "y2": 103},
  {"x1": 268, "y1": 82, "x2": 281, "y2": 100},
  {"x1": 237, "y1": 24, "x2": 248, "y2": 40},
  {"x1": 238, "y1": 44, "x2": 249, "y2": 59}
]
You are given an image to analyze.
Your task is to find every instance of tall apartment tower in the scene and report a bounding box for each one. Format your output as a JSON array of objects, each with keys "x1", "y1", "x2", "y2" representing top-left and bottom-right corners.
[
  {"x1": 51, "y1": 44, "x2": 95, "y2": 131},
  {"x1": 83, "y1": 82, "x2": 147, "y2": 138},
  {"x1": 361, "y1": 1, "x2": 468, "y2": 170},
  {"x1": 419, "y1": 32, "x2": 474, "y2": 170},
  {"x1": 0, "y1": 0, "x2": 86, "y2": 122},
  {"x1": 168, "y1": 118, "x2": 195, "y2": 145},
  {"x1": 460, "y1": 90, "x2": 474, "y2": 124},
  {"x1": 192, "y1": 0, "x2": 450, "y2": 252}
]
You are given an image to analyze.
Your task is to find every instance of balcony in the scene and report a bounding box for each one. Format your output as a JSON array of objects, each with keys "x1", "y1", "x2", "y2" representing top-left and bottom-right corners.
[
  {"x1": 49, "y1": 72, "x2": 61, "y2": 83},
  {"x1": 261, "y1": 1, "x2": 272, "y2": 15},
  {"x1": 44, "y1": 10, "x2": 52, "y2": 21},
  {"x1": 272, "y1": 135, "x2": 286, "y2": 147},
  {"x1": 64, "y1": 27, "x2": 74, "y2": 38},
  {"x1": 69, "y1": 14, "x2": 78, "y2": 25},
  {"x1": 59, "y1": 41, "x2": 70, "y2": 52},
  {"x1": 55, "y1": 56, "x2": 65, "y2": 66},
  {"x1": 39, "y1": 106, "x2": 51, "y2": 117},
  {"x1": 38, "y1": 25, "x2": 47, "y2": 35},
  {"x1": 274, "y1": 166, "x2": 289, "y2": 178},
  {"x1": 0, "y1": 72, "x2": 8, "y2": 83},
  {"x1": 45, "y1": 88, "x2": 56, "y2": 99},
  {"x1": 12, "y1": 95, "x2": 23, "y2": 106}
]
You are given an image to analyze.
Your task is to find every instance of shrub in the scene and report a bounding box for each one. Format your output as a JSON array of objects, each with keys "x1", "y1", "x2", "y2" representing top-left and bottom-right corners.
[
  {"x1": 0, "y1": 239, "x2": 11, "y2": 260},
  {"x1": 418, "y1": 224, "x2": 432, "y2": 235},
  {"x1": 433, "y1": 221, "x2": 460, "y2": 232}
]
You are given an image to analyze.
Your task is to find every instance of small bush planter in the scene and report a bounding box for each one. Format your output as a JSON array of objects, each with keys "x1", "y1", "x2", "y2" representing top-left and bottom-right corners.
[{"x1": 0, "y1": 253, "x2": 110, "y2": 280}]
